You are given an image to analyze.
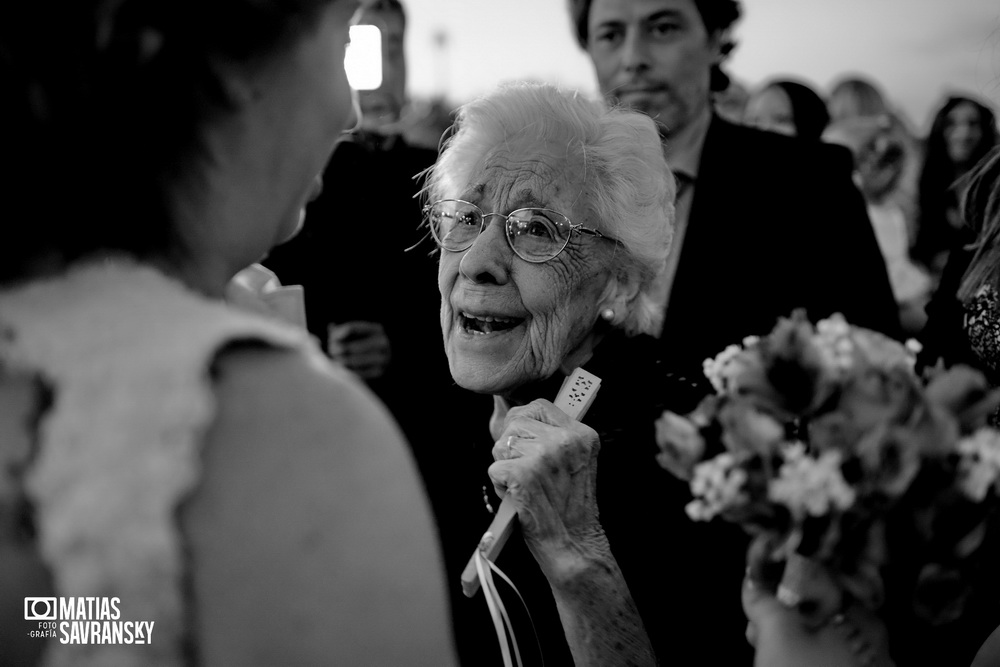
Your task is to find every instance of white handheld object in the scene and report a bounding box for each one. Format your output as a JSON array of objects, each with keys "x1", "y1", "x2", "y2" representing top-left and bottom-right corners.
[{"x1": 460, "y1": 368, "x2": 602, "y2": 597}]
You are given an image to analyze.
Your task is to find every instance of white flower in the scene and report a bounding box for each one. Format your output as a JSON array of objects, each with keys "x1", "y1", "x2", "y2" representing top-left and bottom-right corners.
[
  {"x1": 813, "y1": 314, "x2": 856, "y2": 375},
  {"x1": 816, "y1": 314, "x2": 851, "y2": 338},
  {"x1": 958, "y1": 428, "x2": 1000, "y2": 501},
  {"x1": 655, "y1": 411, "x2": 705, "y2": 480},
  {"x1": 781, "y1": 441, "x2": 808, "y2": 462},
  {"x1": 768, "y1": 449, "x2": 856, "y2": 519},
  {"x1": 686, "y1": 453, "x2": 748, "y2": 521},
  {"x1": 703, "y1": 344, "x2": 743, "y2": 394}
]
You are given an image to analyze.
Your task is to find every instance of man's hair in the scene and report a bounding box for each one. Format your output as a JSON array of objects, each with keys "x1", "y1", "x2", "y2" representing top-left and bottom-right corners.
[
  {"x1": 423, "y1": 82, "x2": 676, "y2": 337},
  {"x1": 568, "y1": 0, "x2": 741, "y2": 49}
]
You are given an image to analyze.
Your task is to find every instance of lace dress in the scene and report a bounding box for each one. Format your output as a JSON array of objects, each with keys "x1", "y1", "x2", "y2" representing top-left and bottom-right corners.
[
  {"x1": 965, "y1": 283, "x2": 1000, "y2": 424},
  {"x1": 0, "y1": 260, "x2": 317, "y2": 667}
]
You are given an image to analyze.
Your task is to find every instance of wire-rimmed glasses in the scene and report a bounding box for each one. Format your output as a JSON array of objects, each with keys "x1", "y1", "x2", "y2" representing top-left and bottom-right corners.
[{"x1": 423, "y1": 198, "x2": 613, "y2": 263}]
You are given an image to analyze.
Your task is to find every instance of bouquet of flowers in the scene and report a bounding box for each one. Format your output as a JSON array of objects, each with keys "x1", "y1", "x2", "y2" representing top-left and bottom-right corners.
[{"x1": 655, "y1": 311, "x2": 1000, "y2": 625}]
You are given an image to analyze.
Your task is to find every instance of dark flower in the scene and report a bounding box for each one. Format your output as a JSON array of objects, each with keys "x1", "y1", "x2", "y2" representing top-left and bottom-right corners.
[
  {"x1": 912, "y1": 563, "x2": 971, "y2": 626},
  {"x1": 925, "y1": 365, "x2": 1000, "y2": 435},
  {"x1": 758, "y1": 311, "x2": 835, "y2": 415}
]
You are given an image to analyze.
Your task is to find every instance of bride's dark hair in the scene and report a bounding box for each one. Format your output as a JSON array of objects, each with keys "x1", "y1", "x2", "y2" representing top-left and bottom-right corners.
[{"x1": 0, "y1": 0, "x2": 335, "y2": 283}]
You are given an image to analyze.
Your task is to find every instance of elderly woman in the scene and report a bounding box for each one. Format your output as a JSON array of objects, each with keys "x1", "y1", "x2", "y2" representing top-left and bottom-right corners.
[{"x1": 423, "y1": 83, "x2": 751, "y2": 666}]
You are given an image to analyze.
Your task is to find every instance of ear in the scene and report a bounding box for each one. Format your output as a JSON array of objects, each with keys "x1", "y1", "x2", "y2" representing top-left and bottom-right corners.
[
  {"x1": 597, "y1": 266, "x2": 643, "y2": 326},
  {"x1": 707, "y1": 28, "x2": 733, "y2": 67}
]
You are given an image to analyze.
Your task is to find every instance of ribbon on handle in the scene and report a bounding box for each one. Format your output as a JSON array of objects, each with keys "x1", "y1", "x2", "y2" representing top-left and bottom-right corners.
[
  {"x1": 474, "y1": 543, "x2": 544, "y2": 667},
  {"x1": 465, "y1": 367, "x2": 601, "y2": 665}
]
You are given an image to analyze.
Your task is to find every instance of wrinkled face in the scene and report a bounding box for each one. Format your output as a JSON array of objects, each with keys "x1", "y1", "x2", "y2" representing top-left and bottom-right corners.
[
  {"x1": 437, "y1": 141, "x2": 614, "y2": 396},
  {"x1": 586, "y1": 0, "x2": 720, "y2": 135},
  {"x1": 356, "y1": 8, "x2": 407, "y2": 128},
  {"x1": 744, "y1": 86, "x2": 796, "y2": 137},
  {"x1": 944, "y1": 102, "x2": 984, "y2": 166}
]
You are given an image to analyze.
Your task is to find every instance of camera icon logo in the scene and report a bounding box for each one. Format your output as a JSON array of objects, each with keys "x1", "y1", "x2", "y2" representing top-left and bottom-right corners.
[{"x1": 24, "y1": 597, "x2": 57, "y2": 621}]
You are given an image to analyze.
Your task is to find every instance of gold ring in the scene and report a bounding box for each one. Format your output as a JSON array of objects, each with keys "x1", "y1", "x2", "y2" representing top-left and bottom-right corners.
[{"x1": 506, "y1": 435, "x2": 514, "y2": 458}]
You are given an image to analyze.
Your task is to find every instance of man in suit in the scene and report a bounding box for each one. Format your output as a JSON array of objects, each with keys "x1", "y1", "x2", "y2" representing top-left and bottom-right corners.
[{"x1": 570, "y1": 0, "x2": 900, "y2": 380}]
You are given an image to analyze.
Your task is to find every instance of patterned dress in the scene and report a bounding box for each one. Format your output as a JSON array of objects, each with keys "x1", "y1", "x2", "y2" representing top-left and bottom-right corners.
[{"x1": 964, "y1": 283, "x2": 1000, "y2": 425}]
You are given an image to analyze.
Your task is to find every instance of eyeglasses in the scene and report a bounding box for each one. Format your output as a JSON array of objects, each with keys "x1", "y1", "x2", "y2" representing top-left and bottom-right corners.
[{"x1": 423, "y1": 198, "x2": 613, "y2": 263}]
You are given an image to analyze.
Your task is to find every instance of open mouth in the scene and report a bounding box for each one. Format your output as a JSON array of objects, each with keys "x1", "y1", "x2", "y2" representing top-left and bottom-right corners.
[{"x1": 459, "y1": 311, "x2": 524, "y2": 335}]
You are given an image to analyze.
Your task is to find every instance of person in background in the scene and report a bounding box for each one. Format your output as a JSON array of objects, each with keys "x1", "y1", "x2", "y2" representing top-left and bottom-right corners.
[
  {"x1": 825, "y1": 75, "x2": 923, "y2": 237},
  {"x1": 0, "y1": 0, "x2": 457, "y2": 665},
  {"x1": 913, "y1": 95, "x2": 998, "y2": 277},
  {"x1": 743, "y1": 78, "x2": 830, "y2": 142},
  {"x1": 714, "y1": 76, "x2": 750, "y2": 123},
  {"x1": 827, "y1": 76, "x2": 893, "y2": 124},
  {"x1": 264, "y1": 0, "x2": 449, "y2": 450},
  {"x1": 567, "y1": 0, "x2": 901, "y2": 384},
  {"x1": 823, "y1": 75, "x2": 931, "y2": 334},
  {"x1": 919, "y1": 147, "x2": 1000, "y2": 402}
]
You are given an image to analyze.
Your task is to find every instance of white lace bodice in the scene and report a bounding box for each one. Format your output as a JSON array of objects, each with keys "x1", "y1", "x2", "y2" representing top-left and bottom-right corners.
[{"x1": 0, "y1": 260, "x2": 317, "y2": 666}]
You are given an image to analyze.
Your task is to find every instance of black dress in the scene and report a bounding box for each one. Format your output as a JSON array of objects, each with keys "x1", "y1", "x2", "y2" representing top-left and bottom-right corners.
[{"x1": 423, "y1": 331, "x2": 753, "y2": 666}]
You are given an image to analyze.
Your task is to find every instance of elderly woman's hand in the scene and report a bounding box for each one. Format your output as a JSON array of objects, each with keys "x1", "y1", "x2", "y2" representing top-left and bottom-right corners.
[
  {"x1": 487, "y1": 398, "x2": 608, "y2": 579},
  {"x1": 487, "y1": 398, "x2": 656, "y2": 666}
]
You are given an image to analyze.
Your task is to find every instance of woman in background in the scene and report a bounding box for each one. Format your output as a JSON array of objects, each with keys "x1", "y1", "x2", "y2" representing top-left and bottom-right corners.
[
  {"x1": 919, "y1": 147, "x2": 1000, "y2": 404},
  {"x1": 913, "y1": 95, "x2": 998, "y2": 277},
  {"x1": 0, "y1": 1, "x2": 455, "y2": 665},
  {"x1": 824, "y1": 75, "x2": 930, "y2": 334},
  {"x1": 744, "y1": 78, "x2": 830, "y2": 142}
]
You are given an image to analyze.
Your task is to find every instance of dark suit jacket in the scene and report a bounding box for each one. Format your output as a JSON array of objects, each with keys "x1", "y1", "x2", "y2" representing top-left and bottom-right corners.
[
  {"x1": 263, "y1": 131, "x2": 450, "y2": 446},
  {"x1": 659, "y1": 117, "x2": 901, "y2": 375}
]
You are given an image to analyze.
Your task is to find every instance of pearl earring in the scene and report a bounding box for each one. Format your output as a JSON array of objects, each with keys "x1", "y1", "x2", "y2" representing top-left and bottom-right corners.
[{"x1": 601, "y1": 308, "x2": 615, "y2": 321}]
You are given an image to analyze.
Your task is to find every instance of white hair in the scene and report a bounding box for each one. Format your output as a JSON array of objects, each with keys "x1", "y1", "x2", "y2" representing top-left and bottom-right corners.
[{"x1": 423, "y1": 81, "x2": 675, "y2": 337}]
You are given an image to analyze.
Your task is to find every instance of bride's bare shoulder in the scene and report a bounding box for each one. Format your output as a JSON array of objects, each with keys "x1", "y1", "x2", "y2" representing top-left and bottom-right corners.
[{"x1": 182, "y1": 344, "x2": 455, "y2": 666}]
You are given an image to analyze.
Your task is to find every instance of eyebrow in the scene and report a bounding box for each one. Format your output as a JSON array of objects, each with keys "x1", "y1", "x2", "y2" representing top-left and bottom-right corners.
[
  {"x1": 460, "y1": 186, "x2": 547, "y2": 211},
  {"x1": 645, "y1": 9, "x2": 685, "y2": 22},
  {"x1": 593, "y1": 8, "x2": 685, "y2": 27}
]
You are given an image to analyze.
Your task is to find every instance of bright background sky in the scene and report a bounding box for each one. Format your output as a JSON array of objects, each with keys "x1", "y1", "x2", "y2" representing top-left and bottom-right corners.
[{"x1": 401, "y1": 0, "x2": 1000, "y2": 134}]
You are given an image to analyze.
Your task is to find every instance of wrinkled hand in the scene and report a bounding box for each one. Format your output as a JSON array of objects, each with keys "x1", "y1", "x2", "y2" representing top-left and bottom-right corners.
[
  {"x1": 327, "y1": 321, "x2": 392, "y2": 380},
  {"x1": 487, "y1": 399, "x2": 607, "y2": 578},
  {"x1": 742, "y1": 550, "x2": 893, "y2": 667}
]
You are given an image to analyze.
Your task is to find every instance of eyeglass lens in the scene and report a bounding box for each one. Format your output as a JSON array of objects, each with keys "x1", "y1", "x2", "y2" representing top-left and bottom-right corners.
[{"x1": 428, "y1": 200, "x2": 571, "y2": 261}]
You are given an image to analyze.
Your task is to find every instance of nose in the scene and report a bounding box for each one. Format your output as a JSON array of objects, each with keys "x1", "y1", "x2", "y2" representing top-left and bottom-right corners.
[
  {"x1": 458, "y1": 214, "x2": 512, "y2": 285},
  {"x1": 620, "y1": 29, "x2": 650, "y2": 74}
]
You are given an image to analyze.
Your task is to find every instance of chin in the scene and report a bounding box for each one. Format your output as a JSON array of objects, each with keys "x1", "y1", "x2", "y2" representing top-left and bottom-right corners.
[
  {"x1": 447, "y1": 350, "x2": 511, "y2": 395},
  {"x1": 273, "y1": 209, "x2": 306, "y2": 247}
]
